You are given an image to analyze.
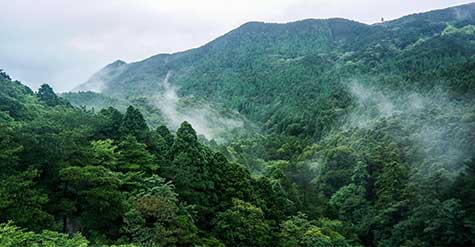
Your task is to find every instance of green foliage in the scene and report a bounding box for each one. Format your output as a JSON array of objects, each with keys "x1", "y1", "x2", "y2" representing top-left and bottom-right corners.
[
  {"x1": 91, "y1": 139, "x2": 119, "y2": 168},
  {"x1": 0, "y1": 74, "x2": 274, "y2": 245},
  {"x1": 122, "y1": 175, "x2": 199, "y2": 246},
  {"x1": 37, "y1": 84, "x2": 69, "y2": 107},
  {"x1": 389, "y1": 199, "x2": 475, "y2": 246},
  {"x1": 118, "y1": 135, "x2": 158, "y2": 173},
  {"x1": 452, "y1": 159, "x2": 475, "y2": 220},
  {"x1": 0, "y1": 76, "x2": 37, "y2": 120},
  {"x1": 121, "y1": 106, "x2": 149, "y2": 139},
  {"x1": 2, "y1": 4, "x2": 475, "y2": 246},
  {"x1": 156, "y1": 125, "x2": 175, "y2": 147},
  {"x1": 0, "y1": 222, "x2": 88, "y2": 247},
  {"x1": 60, "y1": 91, "x2": 128, "y2": 112},
  {"x1": 60, "y1": 165, "x2": 125, "y2": 239},
  {"x1": 0, "y1": 221, "x2": 138, "y2": 246},
  {"x1": 163, "y1": 121, "x2": 255, "y2": 230},
  {"x1": 278, "y1": 214, "x2": 352, "y2": 247},
  {"x1": 213, "y1": 199, "x2": 271, "y2": 247},
  {"x1": 0, "y1": 169, "x2": 53, "y2": 232},
  {"x1": 95, "y1": 107, "x2": 124, "y2": 140}
]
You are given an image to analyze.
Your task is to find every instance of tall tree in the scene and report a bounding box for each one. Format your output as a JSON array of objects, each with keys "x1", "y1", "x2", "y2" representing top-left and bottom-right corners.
[
  {"x1": 120, "y1": 106, "x2": 148, "y2": 139},
  {"x1": 156, "y1": 125, "x2": 174, "y2": 148},
  {"x1": 60, "y1": 165, "x2": 125, "y2": 239},
  {"x1": 452, "y1": 159, "x2": 475, "y2": 218},
  {"x1": 118, "y1": 135, "x2": 158, "y2": 173},
  {"x1": 213, "y1": 199, "x2": 271, "y2": 247},
  {"x1": 96, "y1": 107, "x2": 124, "y2": 140},
  {"x1": 36, "y1": 84, "x2": 65, "y2": 107}
]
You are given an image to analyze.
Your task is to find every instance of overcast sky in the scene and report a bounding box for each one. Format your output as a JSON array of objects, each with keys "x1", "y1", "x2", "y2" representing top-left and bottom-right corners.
[{"x1": 1, "y1": 0, "x2": 473, "y2": 91}]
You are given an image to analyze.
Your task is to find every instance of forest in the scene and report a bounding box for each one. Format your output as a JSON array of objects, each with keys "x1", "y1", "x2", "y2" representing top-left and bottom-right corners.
[{"x1": 2, "y1": 3, "x2": 475, "y2": 247}]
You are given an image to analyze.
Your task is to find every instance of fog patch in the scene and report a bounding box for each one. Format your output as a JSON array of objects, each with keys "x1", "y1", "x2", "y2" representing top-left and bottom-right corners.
[
  {"x1": 347, "y1": 81, "x2": 398, "y2": 128},
  {"x1": 453, "y1": 6, "x2": 472, "y2": 21},
  {"x1": 151, "y1": 71, "x2": 244, "y2": 141},
  {"x1": 346, "y1": 80, "x2": 474, "y2": 174},
  {"x1": 72, "y1": 60, "x2": 127, "y2": 93}
]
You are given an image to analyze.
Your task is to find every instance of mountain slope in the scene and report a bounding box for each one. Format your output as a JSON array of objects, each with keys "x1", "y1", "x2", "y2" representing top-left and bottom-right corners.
[
  {"x1": 70, "y1": 3, "x2": 475, "y2": 140},
  {"x1": 73, "y1": 60, "x2": 127, "y2": 92},
  {"x1": 3, "y1": 3, "x2": 475, "y2": 247}
]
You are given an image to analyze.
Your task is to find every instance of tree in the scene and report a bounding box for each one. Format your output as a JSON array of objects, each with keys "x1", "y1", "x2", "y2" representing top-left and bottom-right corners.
[
  {"x1": 96, "y1": 107, "x2": 124, "y2": 140},
  {"x1": 60, "y1": 165, "x2": 125, "y2": 239},
  {"x1": 0, "y1": 222, "x2": 136, "y2": 247},
  {"x1": 166, "y1": 122, "x2": 256, "y2": 230},
  {"x1": 0, "y1": 222, "x2": 89, "y2": 247},
  {"x1": 213, "y1": 199, "x2": 271, "y2": 247},
  {"x1": 329, "y1": 159, "x2": 378, "y2": 246},
  {"x1": 167, "y1": 122, "x2": 207, "y2": 204},
  {"x1": 156, "y1": 125, "x2": 174, "y2": 148},
  {"x1": 0, "y1": 69, "x2": 11, "y2": 80},
  {"x1": 390, "y1": 199, "x2": 475, "y2": 246},
  {"x1": 120, "y1": 106, "x2": 148, "y2": 139},
  {"x1": 0, "y1": 124, "x2": 22, "y2": 174},
  {"x1": 453, "y1": 159, "x2": 475, "y2": 218},
  {"x1": 316, "y1": 146, "x2": 357, "y2": 196},
  {"x1": 278, "y1": 213, "x2": 352, "y2": 247},
  {"x1": 37, "y1": 84, "x2": 66, "y2": 107},
  {"x1": 122, "y1": 175, "x2": 199, "y2": 246},
  {"x1": 118, "y1": 135, "x2": 158, "y2": 173},
  {"x1": 209, "y1": 152, "x2": 254, "y2": 211},
  {"x1": 0, "y1": 170, "x2": 53, "y2": 232},
  {"x1": 91, "y1": 139, "x2": 119, "y2": 168},
  {"x1": 143, "y1": 130, "x2": 168, "y2": 162}
]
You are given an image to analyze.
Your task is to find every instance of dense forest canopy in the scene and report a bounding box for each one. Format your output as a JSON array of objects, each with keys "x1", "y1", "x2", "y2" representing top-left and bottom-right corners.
[{"x1": 1, "y1": 3, "x2": 475, "y2": 247}]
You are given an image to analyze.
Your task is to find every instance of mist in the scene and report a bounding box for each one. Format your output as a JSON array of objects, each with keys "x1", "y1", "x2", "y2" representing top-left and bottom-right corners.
[
  {"x1": 72, "y1": 60, "x2": 128, "y2": 93},
  {"x1": 346, "y1": 80, "x2": 475, "y2": 174},
  {"x1": 150, "y1": 71, "x2": 244, "y2": 141}
]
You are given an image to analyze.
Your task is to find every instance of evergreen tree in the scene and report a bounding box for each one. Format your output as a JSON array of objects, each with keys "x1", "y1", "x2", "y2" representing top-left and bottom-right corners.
[
  {"x1": 0, "y1": 222, "x2": 89, "y2": 247},
  {"x1": 36, "y1": 84, "x2": 65, "y2": 107},
  {"x1": 167, "y1": 122, "x2": 210, "y2": 215},
  {"x1": 90, "y1": 139, "x2": 119, "y2": 168},
  {"x1": 156, "y1": 125, "x2": 175, "y2": 147},
  {"x1": 96, "y1": 107, "x2": 124, "y2": 140},
  {"x1": 453, "y1": 159, "x2": 475, "y2": 218},
  {"x1": 118, "y1": 135, "x2": 158, "y2": 173},
  {"x1": 122, "y1": 175, "x2": 199, "y2": 246},
  {"x1": 59, "y1": 165, "x2": 125, "y2": 239},
  {"x1": 120, "y1": 106, "x2": 148, "y2": 139},
  {"x1": 0, "y1": 170, "x2": 53, "y2": 232},
  {"x1": 213, "y1": 199, "x2": 271, "y2": 247}
]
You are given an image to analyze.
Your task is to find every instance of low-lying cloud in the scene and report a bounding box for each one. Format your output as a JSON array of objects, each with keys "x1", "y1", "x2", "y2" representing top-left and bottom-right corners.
[
  {"x1": 151, "y1": 71, "x2": 244, "y2": 140},
  {"x1": 347, "y1": 80, "x2": 474, "y2": 174}
]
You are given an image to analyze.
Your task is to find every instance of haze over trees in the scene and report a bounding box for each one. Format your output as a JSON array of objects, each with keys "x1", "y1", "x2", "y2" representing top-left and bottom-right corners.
[{"x1": 1, "y1": 3, "x2": 475, "y2": 247}]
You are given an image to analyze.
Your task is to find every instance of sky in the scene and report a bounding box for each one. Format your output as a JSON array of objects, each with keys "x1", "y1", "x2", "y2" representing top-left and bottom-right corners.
[{"x1": 1, "y1": 0, "x2": 473, "y2": 92}]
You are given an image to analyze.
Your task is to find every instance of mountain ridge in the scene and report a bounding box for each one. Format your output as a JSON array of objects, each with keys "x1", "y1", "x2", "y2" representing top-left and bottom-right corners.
[
  {"x1": 78, "y1": 2, "x2": 475, "y2": 78},
  {"x1": 77, "y1": 3, "x2": 475, "y2": 94},
  {"x1": 3, "y1": 3, "x2": 475, "y2": 246},
  {"x1": 69, "y1": 2, "x2": 475, "y2": 139}
]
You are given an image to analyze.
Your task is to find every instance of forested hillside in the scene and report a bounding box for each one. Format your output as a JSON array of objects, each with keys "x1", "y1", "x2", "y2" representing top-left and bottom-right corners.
[
  {"x1": 2, "y1": 2, "x2": 475, "y2": 247},
  {"x1": 69, "y1": 3, "x2": 475, "y2": 139}
]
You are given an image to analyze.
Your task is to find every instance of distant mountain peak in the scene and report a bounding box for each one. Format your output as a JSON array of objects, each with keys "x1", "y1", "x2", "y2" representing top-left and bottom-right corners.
[
  {"x1": 72, "y1": 59, "x2": 128, "y2": 93},
  {"x1": 109, "y1": 59, "x2": 127, "y2": 67},
  {"x1": 74, "y1": 2, "x2": 475, "y2": 97}
]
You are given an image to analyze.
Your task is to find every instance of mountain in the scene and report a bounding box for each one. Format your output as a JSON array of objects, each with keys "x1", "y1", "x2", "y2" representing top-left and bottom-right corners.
[
  {"x1": 73, "y1": 59, "x2": 127, "y2": 92},
  {"x1": 70, "y1": 3, "x2": 475, "y2": 140},
  {"x1": 0, "y1": 71, "x2": 270, "y2": 246},
  {"x1": 3, "y1": 3, "x2": 475, "y2": 247}
]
